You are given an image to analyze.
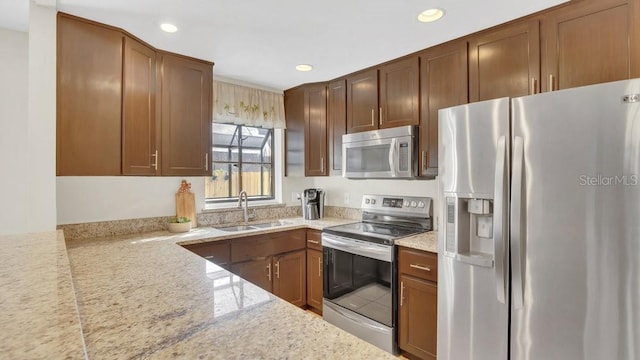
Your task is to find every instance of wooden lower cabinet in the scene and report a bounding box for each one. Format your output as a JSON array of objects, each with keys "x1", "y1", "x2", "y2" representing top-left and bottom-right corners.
[
  {"x1": 306, "y1": 249, "x2": 323, "y2": 313},
  {"x1": 399, "y1": 274, "x2": 438, "y2": 360},
  {"x1": 273, "y1": 250, "x2": 306, "y2": 306},
  {"x1": 398, "y1": 247, "x2": 438, "y2": 360},
  {"x1": 183, "y1": 240, "x2": 230, "y2": 269},
  {"x1": 231, "y1": 257, "x2": 273, "y2": 293}
]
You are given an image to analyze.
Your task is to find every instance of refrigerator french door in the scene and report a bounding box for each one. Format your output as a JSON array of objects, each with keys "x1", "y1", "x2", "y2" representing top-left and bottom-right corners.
[{"x1": 438, "y1": 79, "x2": 640, "y2": 360}]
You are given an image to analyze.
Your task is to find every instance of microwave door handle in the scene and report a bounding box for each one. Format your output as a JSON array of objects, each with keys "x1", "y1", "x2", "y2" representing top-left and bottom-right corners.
[{"x1": 388, "y1": 138, "x2": 397, "y2": 175}]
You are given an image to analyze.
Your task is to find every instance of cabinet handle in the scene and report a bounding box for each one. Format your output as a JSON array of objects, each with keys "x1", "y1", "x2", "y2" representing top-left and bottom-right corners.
[
  {"x1": 267, "y1": 263, "x2": 272, "y2": 281},
  {"x1": 275, "y1": 261, "x2": 280, "y2": 279},
  {"x1": 379, "y1": 107, "x2": 383, "y2": 125},
  {"x1": 321, "y1": 157, "x2": 325, "y2": 173},
  {"x1": 318, "y1": 255, "x2": 322, "y2": 277},
  {"x1": 205, "y1": 153, "x2": 209, "y2": 171},
  {"x1": 422, "y1": 151, "x2": 428, "y2": 171},
  {"x1": 371, "y1": 109, "x2": 375, "y2": 126},
  {"x1": 151, "y1": 150, "x2": 158, "y2": 170},
  {"x1": 307, "y1": 239, "x2": 320, "y2": 244},
  {"x1": 204, "y1": 255, "x2": 215, "y2": 260},
  {"x1": 410, "y1": 264, "x2": 432, "y2": 272},
  {"x1": 400, "y1": 281, "x2": 405, "y2": 307},
  {"x1": 548, "y1": 74, "x2": 555, "y2": 92},
  {"x1": 531, "y1": 78, "x2": 537, "y2": 95}
]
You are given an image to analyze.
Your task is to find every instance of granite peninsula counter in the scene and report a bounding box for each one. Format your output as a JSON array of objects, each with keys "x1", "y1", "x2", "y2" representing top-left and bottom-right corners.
[
  {"x1": 63, "y1": 217, "x2": 397, "y2": 359},
  {"x1": 2, "y1": 216, "x2": 436, "y2": 358}
]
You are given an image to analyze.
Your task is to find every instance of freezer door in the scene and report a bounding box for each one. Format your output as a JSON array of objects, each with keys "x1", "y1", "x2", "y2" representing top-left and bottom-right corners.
[
  {"x1": 511, "y1": 79, "x2": 640, "y2": 360},
  {"x1": 437, "y1": 98, "x2": 510, "y2": 360}
]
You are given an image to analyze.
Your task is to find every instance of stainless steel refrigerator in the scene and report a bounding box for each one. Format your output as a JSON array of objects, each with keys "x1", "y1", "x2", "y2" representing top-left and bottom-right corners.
[{"x1": 437, "y1": 79, "x2": 640, "y2": 360}]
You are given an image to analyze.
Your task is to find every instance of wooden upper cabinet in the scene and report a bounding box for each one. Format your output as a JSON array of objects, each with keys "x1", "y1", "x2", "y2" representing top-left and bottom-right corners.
[
  {"x1": 284, "y1": 86, "x2": 305, "y2": 177},
  {"x1": 542, "y1": 0, "x2": 640, "y2": 91},
  {"x1": 305, "y1": 84, "x2": 328, "y2": 176},
  {"x1": 379, "y1": 56, "x2": 420, "y2": 129},
  {"x1": 57, "y1": 14, "x2": 123, "y2": 176},
  {"x1": 160, "y1": 53, "x2": 213, "y2": 176},
  {"x1": 469, "y1": 19, "x2": 540, "y2": 102},
  {"x1": 122, "y1": 37, "x2": 159, "y2": 176},
  {"x1": 346, "y1": 69, "x2": 379, "y2": 133},
  {"x1": 327, "y1": 79, "x2": 346, "y2": 174},
  {"x1": 419, "y1": 41, "x2": 468, "y2": 178}
]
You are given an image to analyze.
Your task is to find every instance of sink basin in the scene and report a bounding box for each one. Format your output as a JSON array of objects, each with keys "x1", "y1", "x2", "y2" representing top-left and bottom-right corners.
[
  {"x1": 251, "y1": 221, "x2": 288, "y2": 229},
  {"x1": 216, "y1": 225, "x2": 257, "y2": 232},
  {"x1": 216, "y1": 221, "x2": 291, "y2": 232}
]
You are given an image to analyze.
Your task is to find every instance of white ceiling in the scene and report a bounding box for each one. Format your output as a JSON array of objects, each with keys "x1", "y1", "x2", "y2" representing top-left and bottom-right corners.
[{"x1": 1, "y1": 0, "x2": 568, "y2": 91}]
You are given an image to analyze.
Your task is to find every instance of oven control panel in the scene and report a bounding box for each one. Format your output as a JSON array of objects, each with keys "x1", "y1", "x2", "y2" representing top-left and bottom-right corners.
[{"x1": 361, "y1": 194, "x2": 432, "y2": 216}]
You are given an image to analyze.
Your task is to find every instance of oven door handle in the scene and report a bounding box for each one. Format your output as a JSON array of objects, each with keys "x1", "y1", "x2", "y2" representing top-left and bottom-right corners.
[{"x1": 322, "y1": 234, "x2": 392, "y2": 262}]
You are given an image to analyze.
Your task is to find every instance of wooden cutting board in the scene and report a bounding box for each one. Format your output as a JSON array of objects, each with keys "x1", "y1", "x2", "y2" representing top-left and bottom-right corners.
[{"x1": 176, "y1": 180, "x2": 197, "y2": 227}]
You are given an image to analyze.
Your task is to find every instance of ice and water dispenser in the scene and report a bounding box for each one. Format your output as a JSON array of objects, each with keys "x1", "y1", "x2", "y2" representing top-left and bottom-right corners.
[{"x1": 444, "y1": 197, "x2": 496, "y2": 267}]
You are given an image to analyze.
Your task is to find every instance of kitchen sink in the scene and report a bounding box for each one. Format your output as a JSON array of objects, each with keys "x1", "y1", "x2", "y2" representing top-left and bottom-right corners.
[
  {"x1": 251, "y1": 221, "x2": 288, "y2": 229},
  {"x1": 216, "y1": 221, "x2": 291, "y2": 232},
  {"x1": 216, "y1": 225, "x2": 256, "y2": 232}
]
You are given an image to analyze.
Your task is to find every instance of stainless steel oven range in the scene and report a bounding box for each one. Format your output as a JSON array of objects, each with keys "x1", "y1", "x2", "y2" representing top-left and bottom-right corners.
[{"x1": 322, "y1": 194, "x2": 432, "y2": 354}]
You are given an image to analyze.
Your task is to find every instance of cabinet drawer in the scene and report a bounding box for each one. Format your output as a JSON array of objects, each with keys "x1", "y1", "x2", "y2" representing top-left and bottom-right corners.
[
  {"x1": 231, "y1": 229, "x2": 306, "y2": 263},
  {"x1": 306, "y1": 229, "x2": 322, "y2": 251},
  {"x1": 184, "y1": 240, "x2": 230, "y2": 267},
  {"x1": 399, "y1": 247, "x2": 438, "y2": 283}
]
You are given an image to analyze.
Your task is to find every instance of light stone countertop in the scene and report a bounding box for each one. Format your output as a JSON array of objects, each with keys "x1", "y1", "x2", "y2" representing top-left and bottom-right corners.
[
  {"x1": 395, "y1": 231, "x2": 438, "y2": 253},
  {"x1": 0, "y1": 230, "x2": 86, "y2": 359},
  {"x1": 63, "y1": 216, "x2": 396, "y2": 359}
]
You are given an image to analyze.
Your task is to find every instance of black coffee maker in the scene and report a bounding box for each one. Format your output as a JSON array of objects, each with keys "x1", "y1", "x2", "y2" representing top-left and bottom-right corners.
[{"x1": 301, "y1": 188, "x2": 325, "y2": 220}]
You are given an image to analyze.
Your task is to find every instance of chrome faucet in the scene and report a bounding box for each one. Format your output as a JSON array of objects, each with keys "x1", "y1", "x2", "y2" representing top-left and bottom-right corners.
[{"x1": 238, "y1": 190, "x2": 250, "y2": 223}]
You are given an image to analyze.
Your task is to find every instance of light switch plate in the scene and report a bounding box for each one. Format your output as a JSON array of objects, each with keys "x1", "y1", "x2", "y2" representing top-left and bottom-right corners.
[{"x1": 292, "y1": 192, "x2": 299, "y2": 202}]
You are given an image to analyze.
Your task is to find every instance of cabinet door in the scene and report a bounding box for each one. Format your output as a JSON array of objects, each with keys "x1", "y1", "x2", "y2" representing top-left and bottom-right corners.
[
  {"x1": 399, "y1": 274, "x2": 438, "y2": 360},
  {"x1": 57, "y1": 15, "x2": 123, "y2": 176},
  {"x1": 123, "y1": 37, "x2": 159, "y2": 175},
  {"x1": 469, "y1": 19, "x2": 540, "y2": 102},
  {"x1": 306, "y1": 249, "x2": 323, "y2": 312},
  {"x1": 327, "y1": 79, "x2": 346, "y2": 174},
  {"x1": 231, "y1": 258, "x2": 273, "y2": 292},
  {"x1": 305, "y1": 84, "x2": 328, "y2": 176},
  {"x1": 273, "y1": 250, "x2": 306, "y2": 307},
  {"x1": 379, "y1": 56, "x2": 420, "y2": 129},
  {"x1": 284, "y1": 86, "x2": 305, "y2": 177},
  {"x1": 346, "y1": 69, "x2": 379, "y2": 133},
  {"x1": 160, "y1": 53, "x2": 212, "y2": 176},
  {"x1": 542, "y1": 0, "x2": 640, "y2": 91},
  {"x1": 419, "y1": 41, "x2": 468, "y2": 177}
]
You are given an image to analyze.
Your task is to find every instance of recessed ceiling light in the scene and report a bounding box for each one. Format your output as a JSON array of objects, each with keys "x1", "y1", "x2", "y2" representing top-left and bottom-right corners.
[
  {"x1": 295, "y1": 64, "x2": 313, "y2": 72},
  {"x1": 160, "y1": 23, "x2": 178, "y2": 33},
  {"x1": 418, "y1": 8, "x2": 445, "y2": 23}
]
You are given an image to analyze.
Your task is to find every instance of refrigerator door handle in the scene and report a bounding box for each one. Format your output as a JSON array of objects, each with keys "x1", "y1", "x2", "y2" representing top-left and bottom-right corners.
[
  {"x1": 511, "y1": 136, "x2": 525, "y2": 309},
  {"x1": 493, "y1": 136, "x2": 508, "y2": 304}
]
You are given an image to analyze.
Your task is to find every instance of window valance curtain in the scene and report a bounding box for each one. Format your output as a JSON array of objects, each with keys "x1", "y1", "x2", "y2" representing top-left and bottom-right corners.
[{"x1": 213, "y1": 81, "x2": 286, "y2": 129}]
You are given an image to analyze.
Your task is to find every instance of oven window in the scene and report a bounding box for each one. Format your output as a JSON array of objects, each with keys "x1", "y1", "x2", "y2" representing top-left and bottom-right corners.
[
  {"x1": 346, "y1": 145, "x2": 391, "y2": 172},
  {"x1": 324, "y1": 247, "x2": 393, "y2": 327}
]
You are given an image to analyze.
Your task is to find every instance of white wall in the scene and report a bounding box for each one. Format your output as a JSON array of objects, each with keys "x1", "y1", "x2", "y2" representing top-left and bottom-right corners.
[
  {"x1": 56, "y1": 177, "x2": 206, "y2": 224},
  {"x1": 26, "y1": 2, "x2": 57, "y2": 232},
  {"x1": 0, "y1": 28, "x2": 29, "y2": 235}
]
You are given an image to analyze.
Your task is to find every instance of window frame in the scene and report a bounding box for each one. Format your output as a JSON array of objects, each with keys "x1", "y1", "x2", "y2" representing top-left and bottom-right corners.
[{"x1": 206, "y1": 124, "x2": 275, "y2": 205}]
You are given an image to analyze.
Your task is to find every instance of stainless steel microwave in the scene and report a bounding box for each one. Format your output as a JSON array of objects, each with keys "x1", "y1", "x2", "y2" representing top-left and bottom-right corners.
[{"x1": 342, "y1": 125, "x2": 417, "y2": 178}]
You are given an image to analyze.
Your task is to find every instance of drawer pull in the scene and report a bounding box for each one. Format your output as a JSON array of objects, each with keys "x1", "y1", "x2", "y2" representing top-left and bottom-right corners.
[
  {"x1": 204, "y1": 255, "x2": 215, "y2": 260},
  {"x1": 410, "y1": 264, "x2": 432, "y2": 272},
  {"x1": 307, "y1": 239, "x2": 320, "y2": 244}
]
